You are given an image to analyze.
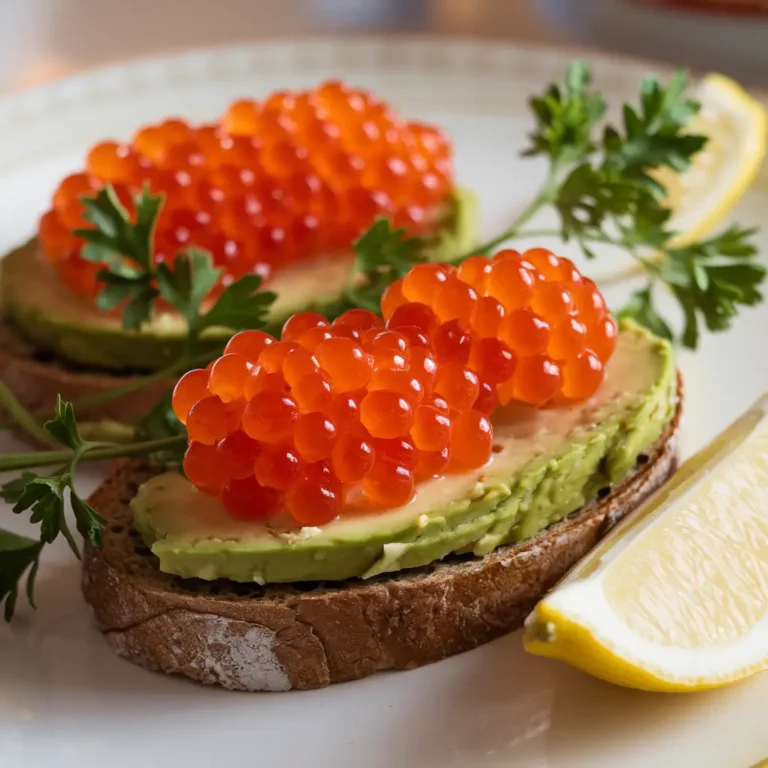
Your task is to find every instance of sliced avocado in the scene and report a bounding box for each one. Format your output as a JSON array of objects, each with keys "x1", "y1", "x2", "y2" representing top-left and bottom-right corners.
[
  {"x1": 0, "y1": 188, "x2": 477, "y2": 371},
  {"x1": 132, "y1": 322, "x2": 677, "y2": 583}
]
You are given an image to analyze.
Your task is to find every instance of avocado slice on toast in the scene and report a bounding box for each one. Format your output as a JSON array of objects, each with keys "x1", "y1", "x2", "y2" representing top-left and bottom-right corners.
[
  {"x1": 132, "y1": 323, "x2": 676, "y2": 583},
  {"x1": 0, "y1": 188, "x2": 476, "y2": 372}
]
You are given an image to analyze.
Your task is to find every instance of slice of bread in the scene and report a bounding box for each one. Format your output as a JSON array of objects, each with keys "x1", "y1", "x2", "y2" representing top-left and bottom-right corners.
[
  {"x1": 81, "y1": 388, "x2": 681, "y2": 692},
  {"x1": 0, "y1": 318, "x2": 171, "y2": 439}
]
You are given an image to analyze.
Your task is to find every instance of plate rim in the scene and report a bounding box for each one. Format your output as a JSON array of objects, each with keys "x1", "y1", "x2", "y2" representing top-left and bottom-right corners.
[
  {"x1": 1, "y1": 34, "x2": 690, "y2": 97},
  {"x1": 1, "y1": 34, "x2": 747, "y2": 120}
]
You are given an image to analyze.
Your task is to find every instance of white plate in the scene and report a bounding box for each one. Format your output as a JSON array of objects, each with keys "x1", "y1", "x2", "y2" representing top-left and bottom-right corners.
[{"x1": 1, "y1": 38, "x2": 767, "y2": 768}]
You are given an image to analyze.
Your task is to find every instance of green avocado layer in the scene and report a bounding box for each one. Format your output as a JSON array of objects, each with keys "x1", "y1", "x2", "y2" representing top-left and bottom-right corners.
[
  {"x1": 132, "y1": 323, "x2": 677, "y2": 584},
  {"x1": 0, "y1": 188, "x2": 477, "y2": 371}
]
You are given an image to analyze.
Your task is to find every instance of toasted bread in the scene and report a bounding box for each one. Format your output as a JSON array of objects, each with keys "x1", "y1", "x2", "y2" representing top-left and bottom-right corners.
[
  {"x1": 0, "y1": 318, "x2": 171, "y2": 439},
  {"x1": 81, "y1": 389, "x2": 681, "y2": 691}
]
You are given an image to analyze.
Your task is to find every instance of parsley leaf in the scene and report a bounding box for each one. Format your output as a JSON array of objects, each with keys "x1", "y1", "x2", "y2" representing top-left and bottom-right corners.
[
  {"x1": 553, "y1": 163, "x2": 672, "y2": 252},
  {"x1": 156, "y1": 248, "x2": 221, "y2": 329},
  {"x1": 9, "y1": 397, "x2": 107, "y2": 560},
  {"x1": 194, "y1": 273, "x2": 276, "y2": 337},
  {"x1": 619, "y1": 286, "x2": 673, "y2": 340},
  {"x1": 524, "y1": 60, "x2": 606, "y2": 165},
  {"x1": 12, "y1": 472, "x2": 79, "y2": 555},
  {"x1": 156, "y1": 247, "x2": 276, "y2": 349},
  {"x1": 75, "y1": 186, "x2": 163, "y2": 329},
  {"x1": 664, "y1": 227, "x2": 763, "y2": 341},
  {"x1": 96, "y1": 272, "x2": 159, "y2": 330},
  {"x1": 75, "y1": 184, "x2": 160, "y2": 271},
  {"x1": 620, "y1": 226, "x2": 764, "y2": 345},
  {"x1": 74, "y1": 186, "x2": 276, "y2": 340},
  {"x1": 43, "y1": 397, "x2": 83, "y2": 450},
  {"x1": 0, "y1": 472, "x2": 38, "y2": 504},
  {"x1": 0, "y1": 530, "x2": 43, "y2": 622},
  {"x1": 69, "y1": 493, "x2": 107, "y2": 549},
  {"x1": 347, "y1": 218, "x2": 426, "y2": 311},
  {"x1": 602, "y1": 70, "x2": 706, "y2": 183}
]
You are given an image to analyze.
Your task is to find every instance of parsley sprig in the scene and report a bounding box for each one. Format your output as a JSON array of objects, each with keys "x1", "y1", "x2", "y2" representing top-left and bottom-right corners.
[
  {"x1": 75, "y1": 186, "x2": 163, "y2": 328},
  {"x1": 0, "y1": 398, "x2": 105, "y2": 620},
  {"x1": 486, "y1": 62, "x2": 763, "y2": 346},
  {"x1": 346, "y1": 63, "x2": 764, "y2": 347},
  {"x1": 0, "y1": 530, "x2": 43, "y2": 622},
  {"x1": 0, "y1": 396, "x2": 188, "y2": 620},
  {"x1": 346, "y1": 219, "x2": 426, "y2": 311},
  {"x1": 75, "y1": 186, "x2": 276, "y2": 348},
  {"x1": 619, "y1": 225, "x2": 762, "y2": 347},
  {"x1": 1, "y1": 184, "x2": 278, "y2": 442},
  {"x1": 17, "y1": 185, "x2": 277, "y2": 421},
  {"x1": 9, "y1": 398, "x2": 106, "y2": 554}
]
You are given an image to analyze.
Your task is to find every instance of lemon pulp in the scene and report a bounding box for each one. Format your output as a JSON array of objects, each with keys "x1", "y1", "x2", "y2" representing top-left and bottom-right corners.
[{"x1": 525, "y1": 394, "x2": 768, "y2": 692}]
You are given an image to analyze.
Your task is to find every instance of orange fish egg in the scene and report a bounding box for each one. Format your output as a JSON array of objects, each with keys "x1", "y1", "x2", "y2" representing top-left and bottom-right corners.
[{"x1": 176, "y1": 248, "x2": 616, "y2": 528}]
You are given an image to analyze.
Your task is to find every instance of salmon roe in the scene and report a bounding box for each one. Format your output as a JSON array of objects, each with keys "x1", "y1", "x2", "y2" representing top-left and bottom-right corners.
[
  {"x1": 180, "y1": 249, "x2": 615, "y2": 526},
  {"x1": 38, "y1": 81, "x2": 454, "y2": 301}
]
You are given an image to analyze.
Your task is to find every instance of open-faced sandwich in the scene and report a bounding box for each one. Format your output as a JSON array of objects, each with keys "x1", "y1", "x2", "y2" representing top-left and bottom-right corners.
[
  {"x1": 82, "y1": 254, "x2": 681, "y2": 690},
  {"x1": 0, "y1": 81, "x2": 475, "y2": 429}
]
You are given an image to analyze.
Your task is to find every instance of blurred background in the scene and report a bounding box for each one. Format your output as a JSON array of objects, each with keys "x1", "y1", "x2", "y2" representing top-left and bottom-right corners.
[{"x1": 2, "y1": 0, "x2": 768, "y2": 93}]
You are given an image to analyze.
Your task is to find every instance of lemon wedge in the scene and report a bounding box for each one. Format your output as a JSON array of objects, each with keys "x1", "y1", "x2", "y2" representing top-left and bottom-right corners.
[
  {"x1": 661, "y1": 73, "x2": 767, "y2": 245},
  {"x1": 524, "y1": 394, "x2": 768, "y2": 692}
]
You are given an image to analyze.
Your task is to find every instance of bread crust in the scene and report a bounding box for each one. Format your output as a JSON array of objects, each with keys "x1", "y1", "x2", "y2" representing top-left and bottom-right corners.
[
  {"x1": 0, "y1": 318, "x2": 171, "y2": 439},
  {"x1": 81, "y1": 392, "x2": 681, "y2": 691}
]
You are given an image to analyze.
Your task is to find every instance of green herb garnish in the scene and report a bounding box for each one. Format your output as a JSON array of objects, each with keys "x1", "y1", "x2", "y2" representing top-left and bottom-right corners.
[
  {"x1": 343, "y1": 63, "x2": 763, "y2": 346},
  {"x1": 0, "y1": 529, "x2": 43, "y2": 622},
  {"x1": 76, "y1": 186, "x2": 276, "y2": 344},
  {"x1": 0, "y1": 396, "x2": 187, "y2": 620},
  {"x1": 75, "y1": 186, "x2": 163, "y2": 329},
  {"x1": 346, "y1": 218, "x2": 426, "y2": 311},
  {"x1": 478, "y1": 63, "x2": 763, "y2": 346}
]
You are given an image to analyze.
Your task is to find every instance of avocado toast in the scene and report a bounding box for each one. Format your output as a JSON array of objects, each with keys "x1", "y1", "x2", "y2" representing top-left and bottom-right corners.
[
  {"x1": 83, "y1": 322, "x2": 680, "y2": 690},
  {"x1": 86, "y1": 423, "x2": 679, "y2": 692},
  {"x1": 0, "y1": 80, "x2": 476, "y2": 431}
]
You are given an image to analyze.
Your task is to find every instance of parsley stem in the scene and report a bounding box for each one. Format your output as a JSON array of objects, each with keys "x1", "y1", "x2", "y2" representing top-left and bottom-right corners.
[
  {"x1": 57, "y1": 503, "x2": 82, "y2": 559},
  {"x1": 0, "y1": 435, "x2": 187, "y2": 472},
  {"x1": 71, "y1": 370, "x2": 172, "y2": 409},
  {"x1": 454, "y1": 199, "x2": 543, "y2": 261},
  {"x1": 0, "y1": 382, "x2": 58, "y2": 447},
  {"x1": 71, "y1": 351, "x2": 215, "y2": 409},
  {"x1": 505, "y1": 228, "x2": 563, "y2": 240},
  {"x1": 452, "y1": 171, "x2": 560, "y2": 262},
  {"x1": 0, "y1": 352, "x2": 215, "y2": 435}
]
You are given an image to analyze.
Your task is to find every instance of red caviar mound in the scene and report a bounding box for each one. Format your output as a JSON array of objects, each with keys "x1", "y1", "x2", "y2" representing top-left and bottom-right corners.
[
  {"x1": 385, "y1": 248, "x2": 615, "y2": 406},
  {"x1": 174, "y1": 250, "x2": 615, "y2": 527},
  {"x1": 174, "y1": 309, "x2": 489, "y2": 525},
  {"x1": 37, "y1": 81, "x2": 454, "y2": 301}
]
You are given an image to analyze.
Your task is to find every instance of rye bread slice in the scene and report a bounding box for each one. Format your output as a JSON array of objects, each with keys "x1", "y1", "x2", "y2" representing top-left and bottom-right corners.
[
  {"x1": 0, "y1": 317, "x2": 171, "y2": 438},
  {"x1": 81, "y1": 392, "x2": 681, "y2": 692}
]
